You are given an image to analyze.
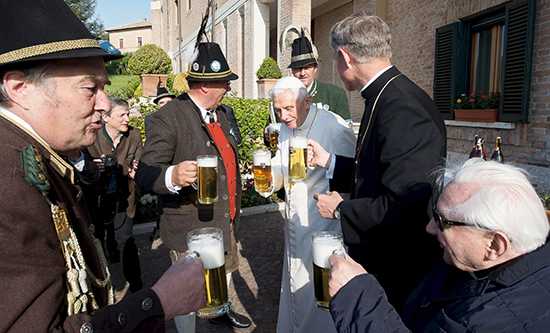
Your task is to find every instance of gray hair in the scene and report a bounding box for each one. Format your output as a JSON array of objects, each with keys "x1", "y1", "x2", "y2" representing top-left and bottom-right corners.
[
  {"x1": 330, "y1": 12, "x2": 392, "y2": 63},
  {"x1": 0, "y1": 61, "x2": 56, "y2": 104},
  {"x1": 268, "y1": 76, "x2": 308, "y2": 102},
  {"x1": 440, "y1": 159, "x2": 549, "y2": 254},
  {"x1": 106, "y1": 97, "x2": 129, "y2": 117}
]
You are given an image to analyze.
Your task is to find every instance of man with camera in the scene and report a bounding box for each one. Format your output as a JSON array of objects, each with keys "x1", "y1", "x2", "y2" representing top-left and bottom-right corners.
[{"x1": 88, "y1": 97, "x2": 144, "y2": 294}]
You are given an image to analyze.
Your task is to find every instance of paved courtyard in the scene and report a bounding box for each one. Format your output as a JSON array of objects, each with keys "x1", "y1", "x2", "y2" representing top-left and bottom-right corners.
[{"x1": 110, "y1": 207, "x2": 285, "y2": 332}]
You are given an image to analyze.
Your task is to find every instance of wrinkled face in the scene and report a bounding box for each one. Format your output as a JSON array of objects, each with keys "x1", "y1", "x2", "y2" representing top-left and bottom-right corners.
[
  {"x1": 292, "y1": 63, "x2": 318, "y2": 88},
  {"x1": 272, "y1": 90, "x2": 311, "y2": 129},
  {"x1": 26, "y1": 58, "x2": 110, "y2": 151},
  {"x1": 157, "y1": 96, "x2": 173, "y2": 108},
  {"x1": 104, "y1": 105, "x2": 129, "y2": 135},
  {"x1": 426, "y1": 182, "x2": 494, "y2": 272},
  {"x1": 206, "y1": 80, "x2": 231, "y2": 110}
]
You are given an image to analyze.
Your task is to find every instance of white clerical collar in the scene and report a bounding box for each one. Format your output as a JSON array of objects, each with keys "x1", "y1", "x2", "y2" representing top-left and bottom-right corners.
[
  {"x1": 360, "y1": 65, "x2": 394, "y2": 93},
  {"x1": 0, "y1": 106, "x2": 50, "y2": 147},
  {"x1": 188, "y1": 94, "x2": 216, "y2": 123}
]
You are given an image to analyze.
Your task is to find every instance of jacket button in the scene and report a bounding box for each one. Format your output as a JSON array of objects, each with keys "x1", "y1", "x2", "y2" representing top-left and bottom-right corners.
[
  {"x1": 142, "y1": 298, "x2": 153, "y2": 311},
  {"x1": 206, "y1": 141, "x2": 211, "y2": 147},
  {"x1": 118, "y1": 313, "x2": 127, "y2": 326},
  {"x1": 221, "y1": 175, "x2": 226, "y2": 180},
  {"x1": 80, "y1": 322, "x2": 93, "y2": 333},
  {"x1": 223, "y1": 195, "x2": 228, "y2": 200},
  {"x1": 226, "y1": 144, "x2": 230, "y2": 148},
  {"x1": 224, "y1": 213, "x2": 229, "y2": 218}
]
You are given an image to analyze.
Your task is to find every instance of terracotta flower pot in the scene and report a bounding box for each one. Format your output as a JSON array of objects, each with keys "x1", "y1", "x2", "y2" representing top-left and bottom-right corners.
[
  {"x1": 141, "y1": 74, "x2": 168, "y2": 97},
  {"x1": 454, "y1": 109, "x2": 499, "y2": 122},
  {"x1": 257, "y1": 78, "x2": 278, "y2": 99}
]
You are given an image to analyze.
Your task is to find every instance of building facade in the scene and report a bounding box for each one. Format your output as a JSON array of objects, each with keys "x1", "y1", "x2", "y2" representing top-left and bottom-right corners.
[
  {"x1": 152, "y1": 0, "x2": 549, "y2": 188},
  {"x1": 106, "y1": 18, "x2": 155, "y2": 54}
]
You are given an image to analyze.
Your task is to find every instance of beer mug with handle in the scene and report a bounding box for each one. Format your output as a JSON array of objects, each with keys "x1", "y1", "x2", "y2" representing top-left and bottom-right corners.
[
  {"x1": 311, "y1": 231, "x2": 343, "y2": 311},
  {"x1": 253, "y1": 149, "x2": 273, "y2": 197},
  {"x1": 197, "y1": 155, "x2": 218, "y2": 204},
  {"x1": 289, "y1": 136, "x2": 308, "y2": 182},
  {"x1": 187, "y1": 227, "x2": 229, "y2": 318}
]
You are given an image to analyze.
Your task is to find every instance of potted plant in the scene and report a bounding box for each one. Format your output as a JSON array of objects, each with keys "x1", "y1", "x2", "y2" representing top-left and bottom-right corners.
[
  {"x1": 454, "y1": 91, "x2": 500, "y2": 122},
  {"x1": 128, "y1": 44, "x2": 173, "y2": 97},
  {"x1": 256, "y1": 57, "x2": 282, "y2": 99}
]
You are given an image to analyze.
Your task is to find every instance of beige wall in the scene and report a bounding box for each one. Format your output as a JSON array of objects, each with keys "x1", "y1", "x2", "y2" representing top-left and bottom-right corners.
[{"x1": 108, "y1": 26, "x2": 153, "y2": 54}]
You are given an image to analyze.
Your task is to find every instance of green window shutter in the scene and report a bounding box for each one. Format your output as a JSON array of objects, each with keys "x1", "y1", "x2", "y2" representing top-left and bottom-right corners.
[
  {"x1": 434, "y1": 22, "x2": 460, "y2": 120},
  {"x1": 500, "y1": 0, "x2": 536, "y2": 122}
]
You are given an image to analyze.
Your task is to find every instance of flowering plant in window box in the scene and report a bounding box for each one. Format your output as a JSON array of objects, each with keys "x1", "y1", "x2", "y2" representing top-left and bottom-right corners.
[{"x1": 454, "y1": 91, "x2": 500, "y2": 122}]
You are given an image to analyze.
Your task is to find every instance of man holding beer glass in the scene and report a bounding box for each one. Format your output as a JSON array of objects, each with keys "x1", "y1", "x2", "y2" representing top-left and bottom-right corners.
[
  {"x1": 135, "y1": 42, "x2": 251, "y2": 331},
  {"x1": 263, "y1": 77, "x2": 355, "y2": 333}
]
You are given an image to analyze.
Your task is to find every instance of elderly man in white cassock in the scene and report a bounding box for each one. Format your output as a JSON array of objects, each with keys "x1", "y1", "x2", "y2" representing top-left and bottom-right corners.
[{"x1": 265, "y1": 76, "x2": 356, "y2": 333}]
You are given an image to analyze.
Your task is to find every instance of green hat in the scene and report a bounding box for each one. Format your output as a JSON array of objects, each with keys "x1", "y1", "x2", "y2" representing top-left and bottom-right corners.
[
  {"x1": 288, "y1": 36, "x2": 319, "y2": 69},
  {"x1": 187, "y1": 43, "x2": 238, "y2": 81},
  {"x1": 0, "y1": 0, "x2": 122, "y2": 68}
]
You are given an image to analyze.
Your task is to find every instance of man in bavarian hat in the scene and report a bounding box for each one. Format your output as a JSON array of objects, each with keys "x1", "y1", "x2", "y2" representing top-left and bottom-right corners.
[
  {"x1": 0, "y1": 0, "x2": 206, "y2": 331},
  {"x1": 135, "y1": 42, "x2": 252, "y2": 331},
  {"x1": 145, "y1": 87, "x2": 176, "y2": 133}
]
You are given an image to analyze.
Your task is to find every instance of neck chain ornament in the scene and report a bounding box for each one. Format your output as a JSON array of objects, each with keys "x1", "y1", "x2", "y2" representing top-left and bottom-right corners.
[{"x1": 21, "y1": 145, "x2": 114, "y2": 316}]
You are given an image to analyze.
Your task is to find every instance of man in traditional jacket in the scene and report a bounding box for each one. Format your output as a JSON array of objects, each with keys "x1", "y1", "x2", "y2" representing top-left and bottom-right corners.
[
  {"x1": 0, "y1": 0, "x2": 206, "y2": 331},
  {"x1": 309, "y1": 12, "x2": 447, "y2": 311},
  {"x1": 267, "y1": 77, "x2": 356, "y2": 333},
  {"x1": 134, "y1": 42, "x2": 252, "y2": 331},
  {"x1": 88, "y1": 97, "x2": 144, "y2": 294}
]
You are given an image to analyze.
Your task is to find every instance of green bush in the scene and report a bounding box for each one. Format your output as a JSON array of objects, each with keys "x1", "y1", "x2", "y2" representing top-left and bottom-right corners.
[
  {"x1": 223, "y1": 94, "x2": 271, "y2": 174},
  {"x1": 128, "y1": 44, "x2": 172, "y2": 75},
  {"x1": 256, "y1": 57, "x2": 283, "y2": 80},
  {"x1": 108, "y1": 75, "x2": 141, "y2": 99},
  {"x1": 105, "y1": 52, "x2": 133, "y2": 75},
  {"x1": 166, "y1": 73, "x2": 175, "y2": 92},
  {"x1": 129, "y1": 97, "x2": 158, "y2": 142}
]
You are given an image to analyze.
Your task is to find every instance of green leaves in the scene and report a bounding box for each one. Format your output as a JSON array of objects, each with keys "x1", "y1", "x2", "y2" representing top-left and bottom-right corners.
[
  {"x1": 256, "y1": 57, "x2": 283, "y2": 80},
  {"x1": 128, "y1": 44, "x2": 173, "y2": 75}
]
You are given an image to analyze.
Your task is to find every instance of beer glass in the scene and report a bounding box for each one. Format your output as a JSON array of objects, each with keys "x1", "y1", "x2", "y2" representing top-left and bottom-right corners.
[
  {"x1": 311, "y1": 231, "x2": 344, "y2": 311},
  {"x1": 289, "y1": 136, "x2": 308, "y2": 182},
  {"x1": 269, "y1": 123, "x2": 282, "y2": 151},
  {"x1": 187, "y1": 227, "x2": 229, "y2": 318},
  {"x1": 253, "y1": 149, "x2": 273, "y2": 197},
  {"x1": 197, "y1": 155, "x2": 218, "y2": 204}
]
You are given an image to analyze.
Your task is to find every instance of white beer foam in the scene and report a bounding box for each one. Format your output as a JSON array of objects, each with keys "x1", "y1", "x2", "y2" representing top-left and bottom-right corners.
[
  {"x1": 269, "y1": 123, "x2": 281, "y2": 133},
  {"x1": 197, "y1": 156, "x2": 218, "y2": 168},
  {"x1": 290, "y1": 136, "x2": 308, "y2": 149},
  {"x1": 254, "y1": 151, "x2": 271, "y2": 165},
  {"x1": 188, "y1": 235, "x2": 225, "y2": 269},
  {"x1": 312, "y1": 237, "x2": 343, "y2": 269}
]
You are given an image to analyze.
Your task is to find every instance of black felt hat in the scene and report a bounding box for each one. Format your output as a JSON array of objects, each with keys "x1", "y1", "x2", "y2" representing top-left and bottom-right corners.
[
  {"x1": 0, "y1": 0, "x2": 122, "y2": 68},
  {"x1": 288, "y1": 36, "x2": 320, "y2": 69},
  {"x1": 187, "y1": 43, "x2": 238, "y2": 82},
  {"x1": 153, "y1": 87, "x2": 176, "y2": 105}
]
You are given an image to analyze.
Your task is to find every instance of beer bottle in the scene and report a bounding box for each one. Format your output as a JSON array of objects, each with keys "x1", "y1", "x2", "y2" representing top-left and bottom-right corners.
[
  {"x1": 471, "y1": 137, "x2": 487, "y2": 160},
  {"x1": 468, "y1": 135, "x2": 479, "y2": 158},
  {"x1": 491, "y1": 136, "x2": 504, "y2": 163}
]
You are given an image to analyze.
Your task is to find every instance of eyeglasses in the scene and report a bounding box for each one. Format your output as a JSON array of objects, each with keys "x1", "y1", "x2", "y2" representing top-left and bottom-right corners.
[{"x1": 432, "y1": 205, "x2": 480, "y2": 232}]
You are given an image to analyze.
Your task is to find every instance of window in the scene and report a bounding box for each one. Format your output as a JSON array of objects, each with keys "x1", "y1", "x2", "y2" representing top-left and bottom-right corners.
[
  {"x1": 137, "y1": 36, "x2": 143, "y2": 47},
  {"x1": 434, "y1": 0, "x2": 536, "y2": 122},
  {"x1": 119, "y1": 38, "x2": 124, "y2": 49}
]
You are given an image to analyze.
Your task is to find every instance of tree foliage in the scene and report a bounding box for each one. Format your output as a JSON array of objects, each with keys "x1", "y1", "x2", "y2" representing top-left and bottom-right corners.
[
  {"x1": 128, "y1": 44, "x2": 173, "y2": 75},
  {"x1": 64, "y1": 0, "x2": 107, "y2": 40}
]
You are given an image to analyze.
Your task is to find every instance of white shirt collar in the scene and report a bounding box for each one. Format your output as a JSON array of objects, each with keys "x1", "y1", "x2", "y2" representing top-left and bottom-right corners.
[
  {"x1": 360, "y1": 65, "x2": 394, "y2": 93},
  {"x1": 0, "y1": 106, "x2": 50, "y2": 147},
  {"x1": 188, "y1": 94, "x2": 216, "y2": 122}
]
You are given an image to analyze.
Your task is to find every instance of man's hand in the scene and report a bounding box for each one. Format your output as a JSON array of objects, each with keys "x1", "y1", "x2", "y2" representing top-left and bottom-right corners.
[
  {"x1": 328, "y1": 248, "x2": 367, "y2": 297},
  {"x1": 171, "y1": 160, "x2": 197, "y2": 187},
  {"x1": 128, "y1": 160, "x2": 138, "y2": 179},
  {"x1": 151, "y1": 251, "x2": 206, "y2": 321},
  {"x1": 308, "y1": 139, "x2": 331, "y2": 169},
  {"x1": 264, "y1": 125, "x2": 270, "y2": 143},
  {"x1": 313, "y1": 191, "x2": 343, "y2": 219},
  {"x1": 93, "y1": 154, "x2": 106, "y2": 173}
]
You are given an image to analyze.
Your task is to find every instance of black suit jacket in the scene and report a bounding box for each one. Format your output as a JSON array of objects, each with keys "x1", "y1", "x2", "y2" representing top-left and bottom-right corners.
[
  {"x1": 331, "y1": 66, "x2": 446, "y2": 310},
  {"x1": 134, "y1": 93, "x2": 241, "y2": 253}
]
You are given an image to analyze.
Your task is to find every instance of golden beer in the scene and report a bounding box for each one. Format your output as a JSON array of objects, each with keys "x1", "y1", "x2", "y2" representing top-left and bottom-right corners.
[
  {"x1": 311, "y1": 231, "x2": 343, "y2": 311},
  {"x1": 253, "y1": 149, "x2": 273, "y2": 197},
  {"x1": 289, "y1": 136, "x2": 308, "y2": 182},
  {"x1": 197, "y1": 155, "x2": 218, "y2": 204},
  {"x1": 187, "y1": 227, "x2": 229, "y2": 318},
  {"x1": 269, "y1": 123, "x2": 281, "y2": 151}
]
